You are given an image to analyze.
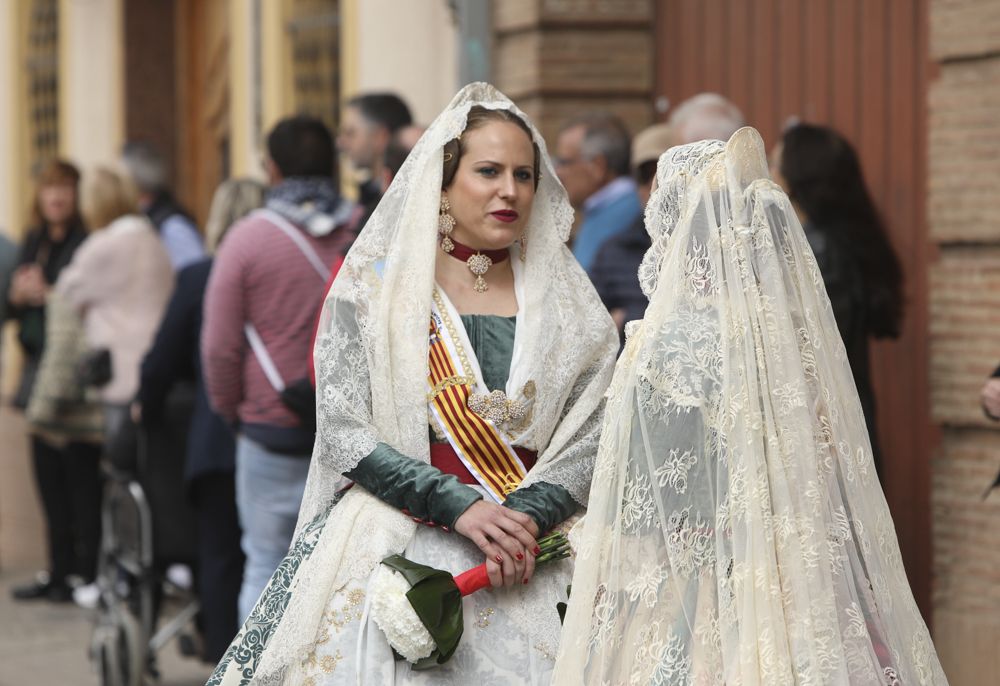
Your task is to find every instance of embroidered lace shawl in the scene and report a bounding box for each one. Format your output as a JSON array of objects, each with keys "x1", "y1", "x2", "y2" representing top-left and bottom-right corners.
[{"x1": 553, "y1": 128, "x2": 948, "y2": 686}]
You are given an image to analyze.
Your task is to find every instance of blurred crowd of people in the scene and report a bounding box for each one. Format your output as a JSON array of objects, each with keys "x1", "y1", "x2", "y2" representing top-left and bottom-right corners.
[{"x1": 1, "y1": 87, "x2": 917, "y2": 668}]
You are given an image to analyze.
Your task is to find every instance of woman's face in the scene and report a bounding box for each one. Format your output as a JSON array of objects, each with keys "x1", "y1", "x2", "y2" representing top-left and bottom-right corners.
[
  {"x1": 444, "y1": 121, "x2": 536, "y2": 251},
  {"x1": 38, "y1": 182, "x2": 77, "y2": 225}
]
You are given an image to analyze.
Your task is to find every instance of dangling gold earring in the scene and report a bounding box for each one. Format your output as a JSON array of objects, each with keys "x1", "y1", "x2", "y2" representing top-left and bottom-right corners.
[
  {"x1": 439, "y1": 195, "x2": 456, "y2": 253},
  {"x1": 519, "y1": 233, "x2": 527, "y2": 261}
]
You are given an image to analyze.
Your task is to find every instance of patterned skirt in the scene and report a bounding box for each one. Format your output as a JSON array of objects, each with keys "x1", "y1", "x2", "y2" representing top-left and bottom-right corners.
[{"x1": 208, "y1": 489, "x2": 566, "y2": 685}]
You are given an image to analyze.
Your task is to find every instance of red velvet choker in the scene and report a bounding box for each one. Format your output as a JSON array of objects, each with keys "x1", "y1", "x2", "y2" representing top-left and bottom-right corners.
[
  {"x1": 443, "y1": 238, "x2": 510, "y2": 293},
  {"x1": 444, "y1": 238, "x2": 510, "y2": 264}
]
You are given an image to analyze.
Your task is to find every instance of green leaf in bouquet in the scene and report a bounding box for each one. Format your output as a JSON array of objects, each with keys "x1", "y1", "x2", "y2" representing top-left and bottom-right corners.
[
  {"x1": 380, "y1": 555, "x2": 465, "y2": 668},
  {"x1": 557, "y1": 584, "x2": 572, "y2": 624}
]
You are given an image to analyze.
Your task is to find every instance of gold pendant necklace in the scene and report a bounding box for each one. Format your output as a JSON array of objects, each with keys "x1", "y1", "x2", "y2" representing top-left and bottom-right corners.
[{"x1": 443, "y1": 238, "x2": 511, "y2": 294}]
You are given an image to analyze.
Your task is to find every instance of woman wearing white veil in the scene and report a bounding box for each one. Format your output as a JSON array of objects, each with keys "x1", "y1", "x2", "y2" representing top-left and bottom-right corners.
[
  {"x1": 208, "y1": 83, "x2": 617, "y2": 684},
  {"x1": 553, "y1": 128, "x2": 948, "y2": 685}
]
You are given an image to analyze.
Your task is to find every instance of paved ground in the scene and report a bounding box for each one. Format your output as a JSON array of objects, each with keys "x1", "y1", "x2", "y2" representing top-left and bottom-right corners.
[{"x1": 0, "y1": 408, "x2": 213, "y2": 686}]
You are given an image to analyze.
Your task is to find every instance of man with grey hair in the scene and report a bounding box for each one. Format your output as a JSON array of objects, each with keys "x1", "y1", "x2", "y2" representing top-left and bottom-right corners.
[
  {"x1": 121, "y1": 141, "x2": 206, "y2": 271},
  {"x1": 555, "y1": 112, "x2": 642, "y2": 273},
  {"x1": 668, "y1": 92, "x2": 745, "y2": 144}
]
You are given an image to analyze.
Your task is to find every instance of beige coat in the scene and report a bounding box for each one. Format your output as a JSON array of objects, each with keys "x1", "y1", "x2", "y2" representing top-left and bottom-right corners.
[{"x1": 57, "y1": 214, "x2": 175, "y2": 404}]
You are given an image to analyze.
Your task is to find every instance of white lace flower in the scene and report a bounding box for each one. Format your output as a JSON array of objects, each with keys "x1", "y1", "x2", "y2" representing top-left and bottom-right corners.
[
  {"x1": 625, "y1": 562, "x2": 669, "y2": 607},
  {"x1": 655, "y1": 448, "x2": 698, "y2": 493},
  {"x1": 620, "y1": 472, "x2": 655, "y2": 530}
]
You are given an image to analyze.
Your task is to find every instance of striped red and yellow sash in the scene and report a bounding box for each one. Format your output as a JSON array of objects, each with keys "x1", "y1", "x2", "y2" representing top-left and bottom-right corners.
[{"x1": 427, "y1": 311, "x2": 527, "y2": 503}]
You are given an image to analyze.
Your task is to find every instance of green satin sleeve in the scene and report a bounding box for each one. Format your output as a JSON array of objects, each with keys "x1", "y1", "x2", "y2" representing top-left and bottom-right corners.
[
  {"x1": 503, "y1": 481, "x2": 578, "y2": 534},
  {"x1": 344, "y1": 443, "x2": 483, "y2": 529}
]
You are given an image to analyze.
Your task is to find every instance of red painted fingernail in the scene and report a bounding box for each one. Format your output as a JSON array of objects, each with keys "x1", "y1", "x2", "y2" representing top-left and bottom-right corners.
[
  {"x1": 516, "y1": 552, "x2": 524, "y2": 561},
  {"x1": 495, "y1": 555, "x2": 503, "y2": 563},
  {"x1": 523, "y1": 579, "x2": 529, "y2": 585},
  {"x1": 533, "y1": 546, "x2": 541, "y2": 556}
]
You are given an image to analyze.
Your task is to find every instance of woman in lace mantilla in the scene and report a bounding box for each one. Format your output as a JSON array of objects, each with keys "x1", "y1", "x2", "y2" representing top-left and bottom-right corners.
[
  {"x1": 552, "y1": 128, "x2": 948, "y2": 686},
  {"x1": 208, "y1": 83, "x2": 617, "y2": 685}
]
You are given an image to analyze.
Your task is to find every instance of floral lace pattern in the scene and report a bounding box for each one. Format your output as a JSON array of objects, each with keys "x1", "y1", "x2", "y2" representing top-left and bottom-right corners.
[
  {"x1": 553, "y1": 129, "x2": 948, "y2": 686},
  {"x1": 280, "y1": 513, "x2": 571, "y2": 685},
  {"x1": 207, "y1": 499, "x2": 336, "y2": 685}
]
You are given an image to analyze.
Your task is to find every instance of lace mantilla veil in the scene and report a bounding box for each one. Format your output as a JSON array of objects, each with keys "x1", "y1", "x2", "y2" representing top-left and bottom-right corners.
[
  {"x1": 552, "y1": 128, "x2": 948, "y2": 685},
  {"x1": 246, "y1": 83, "x2": 617, "y2": 681}
]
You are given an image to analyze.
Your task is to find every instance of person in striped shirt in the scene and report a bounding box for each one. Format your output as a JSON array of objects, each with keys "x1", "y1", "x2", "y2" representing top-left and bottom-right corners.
[{"x1": 202, "y1": 115, "x2": 359, "y2": 622}]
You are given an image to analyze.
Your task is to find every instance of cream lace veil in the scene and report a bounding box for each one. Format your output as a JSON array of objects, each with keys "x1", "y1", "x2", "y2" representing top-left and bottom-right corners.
[
  {"x1": 553, "y1": 128, "x2": 948, "y2": 685},
  {"x1": 250, "y1": 82, "x2": 618, "y2": 680}
]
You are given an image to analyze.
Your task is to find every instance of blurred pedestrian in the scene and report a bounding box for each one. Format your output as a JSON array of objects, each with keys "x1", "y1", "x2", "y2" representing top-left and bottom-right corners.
[
  {"x1": 57, "y1": 166, "x2": 175, "y2": 463},
  {"x1": 0, "y1": 231, "x2": 18, "y2": 385},
  {"x1": 668, "y1": 92, "x2": 745, "y2": 144},
  {"x1": 377, "y1": 126, "x2": 423, "y2": 194},
  {"x1": 775, "y1": 123, "x2": 904, "y2": 479},
  {"x1": 308, "y1": 127, "x2": 419, "y2": 385},
  {"x1": 121, "y1": 141, "x2": 206, "y2": 270},
  {"x1": 393, "y1": 124, "x2": 425, "y2": 155},
  {"x1": 202, "y1": 116, "x2": 357, "y2": 621},
  {"x1": 337, "y1": 92, "x2": 413, "y2": 217},
  {"x1": 9, "y1": 159, "x2": 98, "y2": 603},
  {"x1": 555, "y1": 112, "x2": 641, "y2": 272},
  {"x1": 589, "y1": 122, "x2": 676, "y2": 343},
  {"x1": 0, "y1": 232, "x2": 18, "y2": 329},
  {"x1": 136, "y1": 177, "x2": 263, "y2": 662}
]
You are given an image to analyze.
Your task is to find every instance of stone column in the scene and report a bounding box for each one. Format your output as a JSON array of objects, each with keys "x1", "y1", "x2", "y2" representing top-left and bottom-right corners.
[
  {"x1": 492, "y1": 0, "x2": 655, "y2": 142},
  {"x1": 928, "y1": 0, "x2": 1000, "y2": 681}
]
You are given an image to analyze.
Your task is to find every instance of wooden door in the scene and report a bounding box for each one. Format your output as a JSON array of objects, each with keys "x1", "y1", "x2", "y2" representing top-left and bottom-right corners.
[
  {"x1": 175, "y1": 0, "x2": 231, "y2": 226},
  {"x1": 655, "y1": 0, "x2": 933, "y2": 618}
]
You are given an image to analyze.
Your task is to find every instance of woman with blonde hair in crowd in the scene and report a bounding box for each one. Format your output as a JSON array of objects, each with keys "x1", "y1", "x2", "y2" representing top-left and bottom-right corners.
[
  {"x1": 136, "y1": 177, "x2": 264, "y2": 662},
  {"x1": 57, "y1": 166, "x2": 174, "y2": 458},
  {"x1": 9, "y1": 159, "x2": 98, "y2": 603}
]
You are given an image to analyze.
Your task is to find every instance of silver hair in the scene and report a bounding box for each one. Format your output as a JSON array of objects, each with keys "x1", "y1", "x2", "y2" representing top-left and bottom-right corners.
[
  {"x1": 120, "y1": 141, "x2": 169, "y2": 193},
  {"x1": 669, "y1": 93, "x2": 745, "y2": 144},
  {"x1": 563, "y1": 113, "x2": 632, "y2": 177}
]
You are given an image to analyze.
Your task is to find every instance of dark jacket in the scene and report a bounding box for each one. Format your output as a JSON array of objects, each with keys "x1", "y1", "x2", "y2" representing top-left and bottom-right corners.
[
  {"x1": 590, "y1": 214, "x2": 651, "y2": 347},
  {"x1": 138, "y1": 258, "x2": 235, "y2": 482},
  {"x1": 803, "y1": 221, "x2": 882, "y2": 474},
  {"x1": 145, "y1": 190, "x2": 194, "y2": 231},
  {"x1": 9, "y1": 223, "x2": 88, "y2": 356},
  {"x1": 8, "y1": 223, "x2": 88, "y2": 408}
]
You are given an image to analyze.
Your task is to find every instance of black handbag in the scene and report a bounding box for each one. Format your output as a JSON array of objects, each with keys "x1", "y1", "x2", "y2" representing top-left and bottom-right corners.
[
  {"x1": 279, "y1": 377, "x2": 317, "y2": 432},
  {"x1": 76, "y1": 348, "x2": 113, "y2": 388},
  {"x1": 245, "y1": 323, "x2": 317, "y2": 432}
]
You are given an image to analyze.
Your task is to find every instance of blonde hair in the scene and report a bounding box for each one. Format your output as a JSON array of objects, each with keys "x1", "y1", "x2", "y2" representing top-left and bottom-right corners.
[
  {"x1": 82, "y1": 167, "x2": 138, "y2": 230},
  {"x1": 204, "y1": 178, "x2": 266, "y2": 253}
]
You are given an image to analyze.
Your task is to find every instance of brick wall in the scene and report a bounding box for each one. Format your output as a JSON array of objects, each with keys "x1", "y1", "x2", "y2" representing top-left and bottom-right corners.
[
  {"x1": 492, "y1": 0, "x2": 654, "y2": 142},
  {"x1": 928, "y1": 1, "x2": 1000, "y2": 681},
  {"x1": 930, "y1": 0, "x2": 1000, "y2": 60}
]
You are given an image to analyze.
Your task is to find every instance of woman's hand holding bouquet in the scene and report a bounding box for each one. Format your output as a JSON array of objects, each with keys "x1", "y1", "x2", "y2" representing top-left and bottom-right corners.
[{"x1": 454, "y1": 500, "x2": 539, "y2": 586}]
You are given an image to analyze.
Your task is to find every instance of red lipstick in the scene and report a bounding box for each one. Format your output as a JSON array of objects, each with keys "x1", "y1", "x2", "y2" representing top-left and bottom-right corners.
[{"x1": 491, "y1": 210, "x2": 519, "y2": 223}]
